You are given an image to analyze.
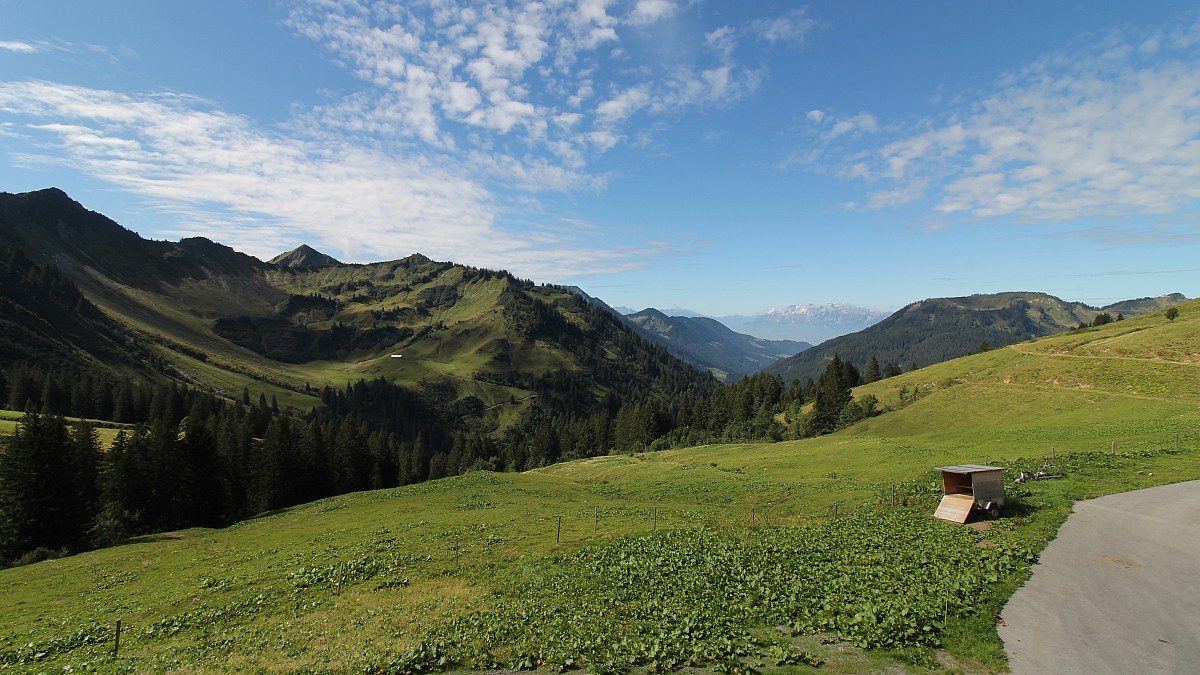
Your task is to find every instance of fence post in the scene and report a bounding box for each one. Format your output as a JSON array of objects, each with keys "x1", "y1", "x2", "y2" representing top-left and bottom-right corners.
[
  {"x1": 113, "y1": 619, "x2": 122, "y2": 657},
  {"x1": 891, "y1": 483, "x2": 896, "y2": 508},
  {"x1": 556, "y1": 515, "x2": 562, "y2": 544},
  {"x1": 1112, "y1": 440, "x2": 1115, "y2": 455},
  {"x1": 652, "y1": 507, "x2": 657, "y2": 531}
]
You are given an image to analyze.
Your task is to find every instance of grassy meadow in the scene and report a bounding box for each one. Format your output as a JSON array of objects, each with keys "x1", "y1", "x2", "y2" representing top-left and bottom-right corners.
[
  {"x1": 2, "y1": 301, "x2": 1198, "y2": 673},
  {"x1": 0, "y1": 409, "x2": 131, "y2": 449}
]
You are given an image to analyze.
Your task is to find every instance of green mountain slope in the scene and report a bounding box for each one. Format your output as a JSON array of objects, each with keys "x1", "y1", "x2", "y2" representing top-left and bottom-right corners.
[
  {"x1": 0, "y1": 188, "x2": 713, "y2": 437},
  {"x1": 624, "y1": 308, "x2": 810, "y2": 381},
  {"x1": 765, "y1": 291, "x2": 1186, "y2": 385},
  {"x1": 1101, "y1": 292, "x2": 1187, "y2": 316},
  {"x1": 2, "y1": 298, "x2": 1197, "y2": 673},
  {"x1": 269, "y1": 244, "x2": 343, "y2": 269}
]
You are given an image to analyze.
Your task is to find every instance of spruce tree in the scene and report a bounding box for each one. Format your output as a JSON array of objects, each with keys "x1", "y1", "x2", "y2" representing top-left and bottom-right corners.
[
  {"x1": 810, "y1": 355, "x2": 854, "y2": 436},
  {"x1": 0, "y1": 412, "x2": 84, "y2": 560},
  {"x1": 865, "y1": 356, "x2": 881, "y2": 383}
]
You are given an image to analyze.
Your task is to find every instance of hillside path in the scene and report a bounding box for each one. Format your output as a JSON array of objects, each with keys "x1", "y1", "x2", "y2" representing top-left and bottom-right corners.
[{"x1": 999, "y1": 480, "x2": 1200, "y2": 674}]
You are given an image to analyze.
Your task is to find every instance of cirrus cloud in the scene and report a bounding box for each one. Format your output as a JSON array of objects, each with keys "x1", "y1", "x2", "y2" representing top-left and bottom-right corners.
[
  {"x1": 0, "y1": 80, "x2": 666, "y2": 278},
  {"x1": 0, "y1": 41, "x2": 40, "y2": 53},
  {"x1": 820, "y1": 22, "x2": 1200, "y2": 228},
  {"x1": 0, "y1": 3, "x2": 808, "y2": 281}
]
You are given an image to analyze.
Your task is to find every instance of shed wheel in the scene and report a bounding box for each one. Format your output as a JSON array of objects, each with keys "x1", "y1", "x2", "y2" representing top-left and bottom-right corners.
[{"x1": 986, "y1": 504, "x2": 1001, "y2": 520}]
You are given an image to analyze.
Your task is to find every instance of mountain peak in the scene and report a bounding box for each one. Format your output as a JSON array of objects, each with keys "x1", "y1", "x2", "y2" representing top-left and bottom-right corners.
[{"x1": 270, "y1": 244, "x2": 342, "y2": 269}]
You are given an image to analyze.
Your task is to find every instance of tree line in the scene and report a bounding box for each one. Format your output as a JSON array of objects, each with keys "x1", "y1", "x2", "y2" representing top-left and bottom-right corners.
[
  {"x1": 0, "y1": 273, "x2": 888, "y2": 567},
  {"x1": 0, "y1": 347, "x2": 889, "y2": 567}
]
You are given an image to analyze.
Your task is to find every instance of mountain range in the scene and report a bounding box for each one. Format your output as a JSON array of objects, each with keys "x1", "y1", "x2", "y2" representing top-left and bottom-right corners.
[
  {"x1": 719, "y1": 303, "x2": 892, "y2": 344},
  {"x1": 613, "y1": 303, "x2": 890, "y2": 344},
  {"x1": 0, "y1": 187, "x2": 1186, "y2": 410},
  {"x1": 565, "y1": 288, "x2": 810, "y2": 380},
  {"x1": 622, "y1": 309, "x2": 809, "y2": 381},
  {"x1": 0, "y1": 188, "x2": 714, "y2": 445},
  {"x1": 766, "y1": 291, "x2": 1187, "y2": 385}
]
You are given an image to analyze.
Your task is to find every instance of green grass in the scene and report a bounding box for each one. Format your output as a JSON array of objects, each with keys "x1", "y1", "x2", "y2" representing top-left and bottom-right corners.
[
  {"x1": 0, "y1": 409, "x2": 132, "y2": 449},
  {"x1": 2, "y1": 300, "x2": 1198, "y2": 673}
]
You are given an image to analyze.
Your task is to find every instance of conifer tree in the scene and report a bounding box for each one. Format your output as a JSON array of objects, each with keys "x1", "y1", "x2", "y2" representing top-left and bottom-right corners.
[
  {"x1": 865, "y1": 356, "x2": 881, "y2": 383},
  {"x1": 810, "y1": 355, "x2": 854, "y2": 436},
  {"x1": 0, "y1": 412, "x2": 86, "y2": 560}
]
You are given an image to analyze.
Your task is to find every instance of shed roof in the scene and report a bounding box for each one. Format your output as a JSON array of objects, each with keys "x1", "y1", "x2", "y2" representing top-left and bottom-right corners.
[{"x1": 936, "y1": 464, "x2": 1006, "y2": 474}]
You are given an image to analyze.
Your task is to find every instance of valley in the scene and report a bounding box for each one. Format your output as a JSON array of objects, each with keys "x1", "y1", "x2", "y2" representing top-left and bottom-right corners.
[
  {"x1": 2, "y1": 279, "x2": 1197, "y2": 671},
  {"x1": 5, "y1": 3, "x2": 1200, "y2": 673}
]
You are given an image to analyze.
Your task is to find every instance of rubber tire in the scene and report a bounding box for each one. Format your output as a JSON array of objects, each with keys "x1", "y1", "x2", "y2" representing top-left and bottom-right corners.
[{"x1": 987, "y1": 504, "x2": 1001, "y2": 520}]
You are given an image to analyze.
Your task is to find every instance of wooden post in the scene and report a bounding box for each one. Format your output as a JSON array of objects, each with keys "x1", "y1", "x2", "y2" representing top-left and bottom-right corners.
[
  {"x1": 652, "y1": 507, "x2": 657, "y2": 531},
  {"x1": 1176, "y1": 432, "x2": 1180, "y2": 451},
  {"x1": 556, "y1": 515, "x2": 562, "y2": 544},
  {"x1": 891, "y1": 483, "x2": 896, "y2": 508},
  {"x1": 594, "y1": 507, "x2": 598, "y2": 535},
  {"x1": 751, "y1": 507, "x2": 756, "y2": 527},
  {"x1": 834, "y1": 503, "x2": 839, "y2": 518},
  {"x1": 113, "y1": 619, "x2": 122, "y2": 657},
  {"x1": 336, "y1": 561, "x2": 344, "y2": 595}
]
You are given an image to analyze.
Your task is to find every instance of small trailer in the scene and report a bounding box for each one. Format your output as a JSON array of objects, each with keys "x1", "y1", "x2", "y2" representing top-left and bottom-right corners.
[{"x1": 933, "y1": 464, "x2": 1006, "y2": 523}]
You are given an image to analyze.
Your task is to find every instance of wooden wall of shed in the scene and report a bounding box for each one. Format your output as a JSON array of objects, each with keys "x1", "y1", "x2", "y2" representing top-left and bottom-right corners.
[{"x1": 972, "y1": 471, "x2": 1005, "y2": 501}]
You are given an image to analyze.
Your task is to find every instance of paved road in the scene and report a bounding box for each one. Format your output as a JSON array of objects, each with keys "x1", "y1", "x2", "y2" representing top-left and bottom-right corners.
[{"x1": 999, "y1": 480, "x2": 1200, "y2": 674}]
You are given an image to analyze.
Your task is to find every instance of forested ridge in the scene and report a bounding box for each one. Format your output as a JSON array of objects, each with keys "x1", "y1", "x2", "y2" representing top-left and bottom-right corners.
[
  {"x1": 0, "y1": 262, "x2": 882, "y2": 565},
  {"x1": 6, "y1": 188, "x2": 1172, "y2": 567},
  {"x1": 0, "y1": 347, "x2": 884, "y2": 566},
  {"x1": 0, "y1": 188, "x2": 877, "y2": 566},
  {"x1": 765, "y1": 292, "x2": 1181, "y2": 385}
]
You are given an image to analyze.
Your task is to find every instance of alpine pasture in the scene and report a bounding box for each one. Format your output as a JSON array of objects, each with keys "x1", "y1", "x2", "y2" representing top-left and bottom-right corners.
[{"x1": 2, "y1": 301, "x2": 1198, "y2": 673}]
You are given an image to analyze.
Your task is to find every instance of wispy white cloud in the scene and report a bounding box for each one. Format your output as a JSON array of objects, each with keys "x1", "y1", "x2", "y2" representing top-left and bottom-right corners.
[
  {"x1": 751, "y1": 9, "x2": 818, "y2": 46},
  {"x1": 628, "y1": 0, "x2": 678, "y2": 26},
  {"x1": 1, "y1": 2, "x2": 769, "y2": 280},
  {"x1": 0, "y1": 80, "x2": 662, "y2": 278},
  {"x1": 286, "y1": 0, "x2": 761, "y2": 167},
  {"x1": 596, "y1": 85, "x2": 651, "y2": 125},
  {"x1": 817, "y1": 111, "x2": 879, "y2": 140},
  {"x1": 0, "y1": 41, "x2": 40, "y2": 53},
  {"x1": 1040, "y1": 221, "x2": 1200, "y2": 246},
  {"x1": 818, "y1": 23, "x2": 1200, "y2": 226}
]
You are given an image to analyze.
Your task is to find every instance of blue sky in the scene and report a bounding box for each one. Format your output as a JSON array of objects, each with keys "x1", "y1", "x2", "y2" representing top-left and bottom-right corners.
[{"x1": 2, "y1": 1, "x2": 1199, "y2": 316}]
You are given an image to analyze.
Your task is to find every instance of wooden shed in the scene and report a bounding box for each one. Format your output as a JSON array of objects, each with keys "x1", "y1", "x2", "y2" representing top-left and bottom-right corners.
[{"x1": 933, "y1": 464, "x2": 1006, "y2": 523}]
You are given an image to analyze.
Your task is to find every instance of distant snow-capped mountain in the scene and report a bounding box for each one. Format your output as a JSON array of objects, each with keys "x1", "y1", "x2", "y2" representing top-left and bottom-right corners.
[
  {"x1": 611, "y1": 301, "x2": 890, "y2": 344},
  {"x1": 720, "y1": 303, "x2": 890, "y2": 344},
  {"x1": 762, "y1": 303, "x2": 888, "y2": 322}
]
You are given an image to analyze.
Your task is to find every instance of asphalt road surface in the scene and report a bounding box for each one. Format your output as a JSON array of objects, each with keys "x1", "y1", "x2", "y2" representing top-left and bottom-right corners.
[{"x1": 999, "y1": 480, "x2": 1200, "y2": 674}]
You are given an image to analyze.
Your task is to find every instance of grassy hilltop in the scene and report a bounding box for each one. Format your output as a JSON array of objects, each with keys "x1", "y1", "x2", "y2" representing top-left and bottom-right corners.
[{"x1": 2, "y1": 301, "x2": 1198, "y2": 673}]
